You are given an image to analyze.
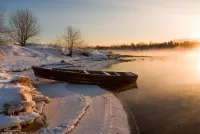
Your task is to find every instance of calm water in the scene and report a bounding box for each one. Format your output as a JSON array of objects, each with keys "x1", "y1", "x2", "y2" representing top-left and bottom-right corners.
[{"x1": 105, "y1": 49, "x2": 200, "y2": 134}]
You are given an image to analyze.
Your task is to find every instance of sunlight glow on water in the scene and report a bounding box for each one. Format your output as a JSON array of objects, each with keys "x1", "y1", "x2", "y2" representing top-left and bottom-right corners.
[{"x1": 105, "y1": 49, "x2": 200, "y2": 134}]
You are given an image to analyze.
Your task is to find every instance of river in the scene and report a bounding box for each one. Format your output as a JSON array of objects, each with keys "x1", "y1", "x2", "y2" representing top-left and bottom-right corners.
[{"x1": 105, "y1": 49, "x2": 200, "y2": 134}]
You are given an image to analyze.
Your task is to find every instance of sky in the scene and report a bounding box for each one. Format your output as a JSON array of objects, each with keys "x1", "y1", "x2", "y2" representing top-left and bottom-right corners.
[{"x1": 1, "y1": 0, "x2": 200, "y2": 45}]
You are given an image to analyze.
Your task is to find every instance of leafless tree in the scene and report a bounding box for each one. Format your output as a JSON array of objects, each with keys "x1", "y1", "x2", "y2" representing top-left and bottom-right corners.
[
  {"x1": 62, "y1": 25, "x2": 83, "y2": 56},
  {"x1": 9, "y1": 9, "x2": 40, "y2": 46},
  {"x1": 0, "y1": 10, "x2": 9, "y2": 45}
]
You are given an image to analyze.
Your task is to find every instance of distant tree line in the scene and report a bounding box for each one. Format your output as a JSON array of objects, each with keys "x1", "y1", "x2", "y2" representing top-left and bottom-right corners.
[{"x1": 94, "y1": 40, "x2": 200, "y2": 50}]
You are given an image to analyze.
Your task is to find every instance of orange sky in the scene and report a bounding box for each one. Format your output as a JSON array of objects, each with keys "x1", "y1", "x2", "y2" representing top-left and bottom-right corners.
[{"x1": 3, "y1": 0, "x2": 200, "y2": 45}]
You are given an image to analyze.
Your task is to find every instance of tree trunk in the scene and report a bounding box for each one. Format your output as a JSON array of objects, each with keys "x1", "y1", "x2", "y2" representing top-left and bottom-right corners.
[
  {"x1": 23, "y1": 40, "x2": 26, "y2": 46},
  {"x1": 21, "y1": 40, "x2": 26, "y2": 46},
  {"x1": 67, "y1": 44, "x2": 73, "y2": 57},
  {"x1": 69, "y1": 49, "x2": 72, "y2": 57}
]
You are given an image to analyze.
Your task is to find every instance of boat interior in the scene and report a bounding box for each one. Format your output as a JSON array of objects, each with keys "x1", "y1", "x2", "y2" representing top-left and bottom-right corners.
[{"x1": 52, "y1": 68, "x2": 135, "y2": 76}]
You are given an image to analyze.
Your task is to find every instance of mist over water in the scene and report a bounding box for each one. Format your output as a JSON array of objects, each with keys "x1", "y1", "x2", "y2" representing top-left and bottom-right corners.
[{"x1": 105, "y1": 48, "x2": 200, "y2": 134}]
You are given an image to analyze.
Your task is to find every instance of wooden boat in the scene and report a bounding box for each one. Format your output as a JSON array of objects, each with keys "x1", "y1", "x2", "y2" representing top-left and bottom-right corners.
[{"x1": 32, "y1": 67, "x2": 138, "y2": 85}]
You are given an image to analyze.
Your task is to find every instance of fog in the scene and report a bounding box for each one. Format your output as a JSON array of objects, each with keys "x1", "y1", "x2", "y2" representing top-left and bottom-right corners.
[
  {"x1": 111, "y1": 47, "x2": 200, "y2": 57},
  {"x1": 105, "y1": 47, "x2": 200, "y2": 134},
  {"x1": 109, "y1": 47, "x2": 200, "y2": 85}
]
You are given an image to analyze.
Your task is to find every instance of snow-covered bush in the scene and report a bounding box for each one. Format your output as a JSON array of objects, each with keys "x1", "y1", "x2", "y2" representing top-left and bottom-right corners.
[{"x1": 89, "y1": 50, "x2": 108, "y2": 60}]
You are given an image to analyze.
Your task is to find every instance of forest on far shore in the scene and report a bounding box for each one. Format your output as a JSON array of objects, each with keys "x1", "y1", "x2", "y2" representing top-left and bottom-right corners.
[{"x1": 94, "y1": 40, "x2": 200, "y2": 50}]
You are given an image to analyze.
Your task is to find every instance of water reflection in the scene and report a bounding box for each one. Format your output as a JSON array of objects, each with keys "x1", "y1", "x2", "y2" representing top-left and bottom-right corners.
[
  {"x1": 101, "y1": 82, "x2": 138, "y2": 93},
  {"x1": 105, "y1": 49, "x2": 200, "y2": 134}
]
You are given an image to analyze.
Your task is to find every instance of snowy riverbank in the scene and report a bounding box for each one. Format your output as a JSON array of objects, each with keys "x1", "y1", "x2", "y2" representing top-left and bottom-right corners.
[
  {"x1": 0, "y1": 44, "x2": 132, "y2": 133},
  {"x1": 35, "y1": 60, "x2": 130, "y2": 134}
]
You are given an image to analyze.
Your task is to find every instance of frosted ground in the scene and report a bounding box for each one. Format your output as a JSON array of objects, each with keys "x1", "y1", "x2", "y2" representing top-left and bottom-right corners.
[{"x1": 0, "y1": 44, "x2": 131, "y2": 134}]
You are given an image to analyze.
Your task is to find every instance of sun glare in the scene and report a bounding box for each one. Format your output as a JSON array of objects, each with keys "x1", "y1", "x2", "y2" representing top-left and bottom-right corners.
[
  {"x1": 189, "y1": 33, "x2": 200, "y2": 39},
  {"x1": 189, "y1": 24, "x2": 200, "y2": 39},
  {"x1": 188, "y1": 46, "x2": 200, "y2": 72}
]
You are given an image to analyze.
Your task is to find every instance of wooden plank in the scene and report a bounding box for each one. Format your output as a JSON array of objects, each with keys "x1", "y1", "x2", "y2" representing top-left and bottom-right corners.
[
  {"x1": 83, "y1": 70, "x2": 89, "y2": 74},
  {"x1": 103, "y1": 71, "x2": 111, "y2": 76},
  {"x1": 114, "y1": 72, "x2": 120, "y2": 76},
  {"x1": 125, "y1": 72, "x2": 134, "y2": 76}
]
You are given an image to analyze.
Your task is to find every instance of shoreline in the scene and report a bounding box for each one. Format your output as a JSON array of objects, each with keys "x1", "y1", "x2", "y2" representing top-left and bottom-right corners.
[
  {"x1": 0, "y1": 44, "x2": 139, "y2": 134},
  {"x1": 102, "y1": 61, "x2": 140, "y2": 134},
  {"x1": 115, "y1": 94, "x2": 140, "y2": 134},
  {"x1": 101, "y1": 59, "x2": 140, "y2": 134},
  {"x1": 70, "y1": 59, "x2": 131, "y2": 134},
  {"x1": 4, "y1": 59, "x2": 139, "y2": 134},
  {"x1": 31, "y1": 59, "x2": 136, "y2": 134}
]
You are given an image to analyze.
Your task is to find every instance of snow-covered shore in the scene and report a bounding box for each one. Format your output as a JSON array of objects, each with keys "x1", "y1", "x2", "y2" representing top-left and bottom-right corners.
[
  {"x1": 0, "y1": 44, "x2": 132, "y2": 134},
  {"x1": 36, "y1": 83, "x2": 130, "y2": 134},
  {"x1": 0, "y1": 75, "x2": 50, "y2": 131}
]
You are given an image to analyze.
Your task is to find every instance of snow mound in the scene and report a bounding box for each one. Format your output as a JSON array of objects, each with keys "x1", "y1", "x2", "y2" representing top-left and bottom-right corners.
[
  {"x1": 0, "y1": 74, "x2": 49, "y2": 131},
  {"x1": 0, "y1": 45, "x2": 40, "y2": 57},
  {"x1": 0, "y1": 112, "x2": 39, "y2": 130},
  {"x1": 89, "y1": 50, "x2": 108, "y2": 61},
  {"x1": 0, "y1": 44, "x2": 74, "y2": 72},
  {"x1": 0, "y1": 44, "x2": 63, "y2": 58},
  {"x1": 0, "y1": 85, "x2": 23, "y2": 113},
  {"x1": 80, "y1": 49, "x2": 110, "y2": 61}
]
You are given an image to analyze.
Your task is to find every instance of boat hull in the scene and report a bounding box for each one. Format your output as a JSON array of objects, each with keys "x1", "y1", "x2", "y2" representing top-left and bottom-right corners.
[{"x1": 32, "y1": 67, "x2": 138, "y2": 86}]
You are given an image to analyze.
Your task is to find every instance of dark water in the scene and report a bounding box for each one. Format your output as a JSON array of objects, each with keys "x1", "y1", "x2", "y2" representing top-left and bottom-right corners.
[{"x1": 105, "y1": 49, "x2": 200, "y2": 134}]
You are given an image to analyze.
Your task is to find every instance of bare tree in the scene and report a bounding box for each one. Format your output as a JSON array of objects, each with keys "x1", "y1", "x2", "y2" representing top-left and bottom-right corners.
[
  {"x1": 62, "y1": 25, "x2": 83, "y2": 56},
  {"x1": 0, "y1": 11, "x2": 5, "y2": 44},
  {"x1": 0, "y1": 10, "x2": 9, "y2": 44},
  {"x1": 9, "y1": 9, "x2": 40, "y2": 46}
]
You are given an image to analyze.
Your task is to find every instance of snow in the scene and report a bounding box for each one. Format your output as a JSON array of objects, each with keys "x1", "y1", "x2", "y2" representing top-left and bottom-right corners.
[
  {"x1": 0, "y1": 44, "x2": 72, "y2": 72},
  {"x1": 71, "y1": 90, "x2": 130, "y2": 134},
  {"x1": 34, "y1": 101, "x2": 45, "y2": 114},
  {"x1": 0, "y1": 112, "x2": 39, "y2": 130},
  {"x1": 35, "y1": 83, "x2": 89, "y2": 134},
  {"x1": 0, "y1": 73, "x2": 49, "y2": 131},
  {"x1": 0, "y1": 44, "x2": 112, "y2": 72},
  {"x1": 40, "y1": 95, "x2": 88, "y2": 134},
  {"x1": 36, "y1": 83, "x2": 130, "y2": 134},
  {"x1": 0, "y1": 44, "x2": 132, "y2": 133},
  {"x1": 89, "y1": 50, "x2": 108, "y2": 60},
  {"x1": 31, "y1": 90, "x2": 49, "y2": 103},
  {"x1": 0, "y1": 85, "x2": 22, "y2": 113}
]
